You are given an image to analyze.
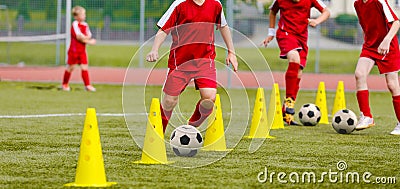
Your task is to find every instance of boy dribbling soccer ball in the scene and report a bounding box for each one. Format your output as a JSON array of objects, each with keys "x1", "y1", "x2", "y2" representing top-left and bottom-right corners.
[
  {"x1": 262, "y1": 0, "x2": 330, "y2": 125},
  {"x1": 146, "y1": 0, "x2": 238, "y2": 133}
]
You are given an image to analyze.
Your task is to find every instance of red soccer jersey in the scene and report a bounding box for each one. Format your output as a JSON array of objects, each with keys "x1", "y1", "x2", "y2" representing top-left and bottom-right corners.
[
  {"x1": 354, "y1": 0, "x2": 399, "y2": 53},
  {"x1": 157, "y1": 0, "x2": 227, "y2": 71},
  {"x1": 270, "y1": 0, "x2": 326, "y2": 40},
  {"x1": 68, "y1": 20, "x2": 92, "y2": 54}
]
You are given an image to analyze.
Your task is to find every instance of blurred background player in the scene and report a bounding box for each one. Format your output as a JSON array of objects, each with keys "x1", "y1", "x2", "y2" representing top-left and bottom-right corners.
[
  {"x1": 353, "y1": 0, "x2": 400, "y2": 135},
  {"x1": 62, "y1": 6, "x2": 96, "y2": 92},
  {"x1": 146, "y1": 0, "x2": 238, "y2": 132},
  {"x1": 261, "y1": 0, "x2": 330, "y2": 125}
]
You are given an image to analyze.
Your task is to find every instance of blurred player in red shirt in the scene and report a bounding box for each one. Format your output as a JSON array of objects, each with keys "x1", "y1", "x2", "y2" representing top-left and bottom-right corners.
[
  {"x1": 262, "y1": 0, "x2": 330, "y2": 125},
  {"x1": 146, "y1": 0, "x2": 238, "y2": 132},
  {"x1": 62, "y1": 6, "x2": 96, "y2": 92},
  {"x1": 354, "y1": 0, "x2": 400, "y2": 135}
]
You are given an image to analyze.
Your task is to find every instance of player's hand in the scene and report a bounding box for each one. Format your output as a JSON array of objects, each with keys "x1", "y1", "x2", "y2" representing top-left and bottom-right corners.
[
  {"x1": 378, "y1": 39, "x2": 390, "y2": 55},
  {"x1": 146, "y1": 50, "x2": 159, "y2": 62},
  {"x1": 261, "y1": 36, "x2": 274, "y2": 47},
  {"x1": 226, "y1": 51, "x2": 238, "y2": 72},
  {"x1": 308, "y1": 19, "x2": 319, "y2": 27},
  {"x1": 87, "y1": 38, "x2": 96, "y2": 45}
]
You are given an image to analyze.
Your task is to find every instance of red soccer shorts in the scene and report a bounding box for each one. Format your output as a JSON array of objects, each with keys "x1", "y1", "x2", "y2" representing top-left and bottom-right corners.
[
  {"x1": 67, "y1": 52, "x2": 88, "y2": 65},
  {"x1": 276, "y1": 30, "x2": 308, "y2": 68},
  {"x1": 360, "y1": 49, "x2": 400, "y2": 74},
  {"x1": 163, "y1": 68, "x2": 217, "y2": 96}
]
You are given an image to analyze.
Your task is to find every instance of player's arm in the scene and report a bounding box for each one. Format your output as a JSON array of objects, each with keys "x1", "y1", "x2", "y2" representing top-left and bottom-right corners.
[
  {"x1": 378, "y1": 20, "x2": 400, "y2": 55},
  {"x1": 77, "y1": 35, "x2": 96, "y2": 45},
  {"x1": 220, "y1": 25, "x2": 238, "y2": 72},
  {"x1": 146, "y1": 29, "x2": 168, "y2": 62},
  {"x1": 309, "y1": 8, "x2": 330, "y2": 27},
  {"x1": 261, "y1": 10, "x2": 277, "y2": 47}
]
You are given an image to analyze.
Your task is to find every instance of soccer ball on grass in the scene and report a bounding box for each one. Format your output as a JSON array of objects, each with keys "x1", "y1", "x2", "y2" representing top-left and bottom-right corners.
[
  {"x1": 332, "y1": 109, "x2": 358, "y2": 134},
  {"x1": 170, "y1": 125, "x2": 203, "y2": 157},
  {"x1": 298, "y1": 103, "x2": 321, "y2": 126}
]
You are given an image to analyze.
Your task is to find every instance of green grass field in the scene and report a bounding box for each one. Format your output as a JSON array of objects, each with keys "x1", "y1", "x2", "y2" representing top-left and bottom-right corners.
[{"x1": 0, "y1": 81, "x2": 398, "y2": 188}]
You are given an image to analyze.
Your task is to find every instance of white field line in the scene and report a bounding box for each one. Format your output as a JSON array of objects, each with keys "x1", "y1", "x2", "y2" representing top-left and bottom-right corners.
[{"x1": 0, "y1": 113, "x2": 145, "y2": 119}]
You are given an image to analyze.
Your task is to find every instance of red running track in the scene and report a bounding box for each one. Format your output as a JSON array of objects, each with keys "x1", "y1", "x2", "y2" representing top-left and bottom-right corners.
[{"x1": 0, "y1": 65, "x2": 390, "y2": 91}]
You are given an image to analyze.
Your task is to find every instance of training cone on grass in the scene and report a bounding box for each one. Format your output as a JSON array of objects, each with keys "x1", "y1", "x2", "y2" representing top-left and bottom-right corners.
[
  {"x1": 65, "y1": 108, "x2": 117, "y2": 187},
  {"x1": 134, "y1": 98, "x2": 172, "y2": 164},
  {"x1": 245, "y1": 88, "x2": 274, "y2": 139},
  {"x1": 203, "y1": 94, "x2": 232, "y2": 151},
  {"x1": 269, "y1": 83, "x2": 285, "y2": 130},
  {"x1": 315, "y1": 82, "x2": 329, "y2": 124},
  {"x1": 332, "y1": 81, "x2": 346, "y2": 116}
]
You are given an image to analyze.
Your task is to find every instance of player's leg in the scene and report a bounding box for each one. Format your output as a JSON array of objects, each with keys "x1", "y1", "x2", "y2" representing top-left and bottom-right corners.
[
  {"x1": 80, "y1": 64, "x2": 95, "y2": 91},
  {"x1": 188, "y1": 88, "x2": 216, "y2": 127},
  {"x1": 161, "y1": 69, "x2": 190, "y2": 132},
  {"x1": 354, "y1": 57, "x2": 375, "y2": 130},
  {"x1": 62, "y1": 64, "x2": 76, "y2": 91},
  {"x1": 188, "y1": 67, "x2": 217, "y2": 127},
  {"x1": 385, "y1": 72, "x2": 400, "y2": 135},
  {"x1": 161, "y1": 93, "x2": 179, "y2": 133},
  {"x1": 283, "y1": 49, "x2": 301, "y2": 125}
]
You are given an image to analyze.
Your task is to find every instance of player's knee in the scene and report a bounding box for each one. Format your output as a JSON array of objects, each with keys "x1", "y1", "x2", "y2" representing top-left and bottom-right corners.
[
  {"x1": 200, "y1": 99, "x2": 214, "y2": 110},
  {"x1": 354, "y1": 70, "x2": 367, "y2": 81},
  {"x1": 66, "y1": 65, "x2": 75, "y2": 72},
  {"x1": 287, "y1": 51, "x2": 300, "y2": 63},
  {"x1": 386, "y1": 80, "x2": 400, "y2": 94},
  {"x1": 163, "y1": 97, "x2": 178, "y2": 109}
]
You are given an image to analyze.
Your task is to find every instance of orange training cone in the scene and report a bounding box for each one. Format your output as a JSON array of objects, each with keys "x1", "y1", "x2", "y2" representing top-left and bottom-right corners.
[
  {"x1": 315, "y1": 82, "x2": 329, "y2": 124},
  {"x1": 269, "y1": 83, "x2": 285, "y2": 129},
  {"x1": 245, "y1": 88, "x2": 274, "y2": 139},
  {"x1": 134, "y1": 98, "x2": 172, "y2": 164},
  {"x1": 65, "y1": 108, "x2": 117, "y2": 187},
  {"x1": 203, "y1": 94, "x2": 232, "y2": 151}
]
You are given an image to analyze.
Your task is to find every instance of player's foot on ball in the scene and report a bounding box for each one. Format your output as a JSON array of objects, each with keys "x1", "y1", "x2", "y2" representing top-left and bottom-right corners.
[
  {"x1": 355, "y1": 113, "x2": 374, "y2": 131},
  {"x1": 61, "y1": 84, "x2": 70, "y2": 91},
  {"x1": 390, "y1": 122, "x2": 400, "y2": 135},
  {"x1": 85, "y1": 85, "x2": 96, "y2": 92}
]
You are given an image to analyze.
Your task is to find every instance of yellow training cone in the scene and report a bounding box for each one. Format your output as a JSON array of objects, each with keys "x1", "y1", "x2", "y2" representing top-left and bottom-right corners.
[
  {"x1": 134, "y1": 98, "x2": 172, "y2": 164},
  {"x1": 269, "y1": 83, "x2": 285, "y2": 130},
  {"x1": 65, "y1": 108, "x2": 117, "y2": 187},
  {"x1": 332, "y1": 81, "x2": 346, "y2": 116},
  {"x1": 245, "y1": 88, "x2": 274, "y2": 139},
  {"x1": 315, "y1": 82, "x2": 329, "y2": 124},
  {"x1": 203, "y1": 94, "x2": 232, "y2": 151}
]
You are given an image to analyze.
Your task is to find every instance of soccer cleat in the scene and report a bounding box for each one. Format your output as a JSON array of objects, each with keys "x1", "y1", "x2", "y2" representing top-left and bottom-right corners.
[
  {"x1": 85, "y1": 85, "x2": 96, "y2": 92},
  {"x1": 390, "y1": 123, "x2": 400, "y2": 135},
  {"x1": 355, "y1": 113, "x2": 375, "y2": 131},
  {"x1": 282, "y1": 97, "x2": 300, "y2": 126},
  {"x1": 61, "y1": 84, "x2": 70, "y2": 91}
]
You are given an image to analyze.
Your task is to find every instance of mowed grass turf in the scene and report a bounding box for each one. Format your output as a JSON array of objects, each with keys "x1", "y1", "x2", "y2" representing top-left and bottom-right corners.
[{"x1": 0, "y1": 82, "x2": 399, "y2": 188}]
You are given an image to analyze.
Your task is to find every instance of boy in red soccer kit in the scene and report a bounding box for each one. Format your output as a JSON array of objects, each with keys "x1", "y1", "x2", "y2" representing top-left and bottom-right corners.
[
  {"x1": 354, "y1": 0, "x2": 400, "y2": 135},
  {"x1": 146, "y1": 0, "x2": 238, "y2": 132},
  {"x1": 262, "y1": 0, "x2": 330, "y2": 125},
  {"x1": 62, "y1": 6, "x2": 96, "y2": 92}
]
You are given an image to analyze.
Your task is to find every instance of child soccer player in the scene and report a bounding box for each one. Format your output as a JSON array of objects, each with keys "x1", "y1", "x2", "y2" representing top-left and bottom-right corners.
[
  {"x1": 146, "y1": 0, "x2": 238, "y2": 132},
  {"x1": 62, "y1": 6, "x2": 96, "y2": 92},
  {"x1": 261, "y1": 0, "x2": 330, "y2": 125},
  {"x1": 353, "y1": 0, "x2": 400, "y2": 135}
]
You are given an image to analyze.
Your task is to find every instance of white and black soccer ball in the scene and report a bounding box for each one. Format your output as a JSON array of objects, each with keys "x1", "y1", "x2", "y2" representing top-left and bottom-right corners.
[
  {"x1": 332, "y1": 109, "x2": 358, "y2": 134},
  {"x1": 298, "y1": 103, "x2": 321, "y2": 126},
  {"x1": 170, "y1": 125, "x2": 203, "y2": 157}
]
